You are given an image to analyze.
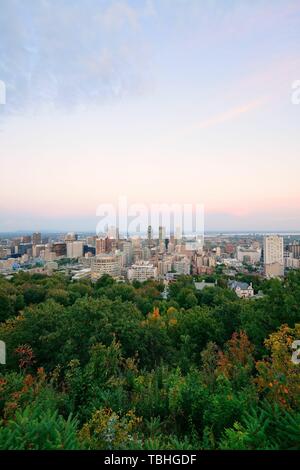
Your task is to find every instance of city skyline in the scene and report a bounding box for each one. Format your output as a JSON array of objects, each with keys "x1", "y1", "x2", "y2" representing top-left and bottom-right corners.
[
  {"x1": 1, "y1": 0, "x2": 300, "y2": 231},
  {"x1": 0, "y1": 228, "x2": 294, "y2": 281}
]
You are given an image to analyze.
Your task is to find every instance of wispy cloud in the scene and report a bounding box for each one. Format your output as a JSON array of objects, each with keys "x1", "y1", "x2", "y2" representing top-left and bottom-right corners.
[
  {"x1": 0, "y1": 0, "x2": 155, "y2": 115},
  {"x1": 184, "y1": 97, "x2": 266, "y2": 133}
]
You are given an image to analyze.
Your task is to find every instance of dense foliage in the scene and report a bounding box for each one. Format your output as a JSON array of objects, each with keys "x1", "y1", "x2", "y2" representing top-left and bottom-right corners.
[{"x1": 1, "y1": 270, "x2": 300, "y2": 450}]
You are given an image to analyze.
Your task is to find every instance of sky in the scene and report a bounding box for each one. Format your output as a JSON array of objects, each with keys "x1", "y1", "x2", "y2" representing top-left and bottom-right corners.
[{"x1": 0, "y1": 0, "x2": 300, "y2": 232}]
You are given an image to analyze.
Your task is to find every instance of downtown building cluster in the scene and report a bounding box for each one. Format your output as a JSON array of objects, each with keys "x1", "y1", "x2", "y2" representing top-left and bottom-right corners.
[{"x1": 1, "y1": 230, "x2": 300, "y2": 287}]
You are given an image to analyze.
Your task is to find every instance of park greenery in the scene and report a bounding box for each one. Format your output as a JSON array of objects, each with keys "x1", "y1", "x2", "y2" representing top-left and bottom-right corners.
[{"x1": 1, "y1": 270, "x2": 300, "y2": 450}]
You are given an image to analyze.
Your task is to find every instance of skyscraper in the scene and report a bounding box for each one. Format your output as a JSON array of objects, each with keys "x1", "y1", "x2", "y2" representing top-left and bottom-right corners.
[
  {"x1": 122, "y1": 240, "x2": 133, "y2": 266},
  {"x1": 175, "y1": 226, "x2": 182, "y2": 243},
  {"x1": 263, "y1": 235, "x2": 284, "y2": 277},
  {"x1": 147, "y1": 225, "x2": 152, "y2": 247},
  {"x1": 96, "y1": 237, "x2": 109, "y2": 255},
  {"x1": 52, "y1": 242, "x2": 67, "y2": 257},
  {"x1": 288, "y1": 241, "x2": 300, "y2": 259},
  {"x1": 32, "y1": 232, "x2": 42, "y2": 245},
  {"x1": 67, "y1": 241, "x2": 84, "y2": 259},
  {"x1": 159, "y1": 226, "x2": 165, "y2": 242},
  {"x1": 65, "y1": 232, "x2": 78, "y2": 242}
]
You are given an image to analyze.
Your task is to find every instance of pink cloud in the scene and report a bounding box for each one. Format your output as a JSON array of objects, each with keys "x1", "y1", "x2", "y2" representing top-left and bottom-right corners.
[{"x1": 185, "y1": 97, "x2": 266, "y2": 133}]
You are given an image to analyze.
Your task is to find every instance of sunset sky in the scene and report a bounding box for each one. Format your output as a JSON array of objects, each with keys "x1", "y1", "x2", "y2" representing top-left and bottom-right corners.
[{"x1": 1, "y1": 0, "x2": 300, "y2": 231}]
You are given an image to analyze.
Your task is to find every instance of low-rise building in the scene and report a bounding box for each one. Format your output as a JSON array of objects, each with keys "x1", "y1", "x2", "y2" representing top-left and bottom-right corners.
[
  {"x1": 236, "y1": 246, "x2": 261, "y2": 264},
  {"x1": 228, "y1": 280, "x2": 254, "y2": 298},
  {"x1": 194, "y1": 280, "x2": 216, "y2": 291},
  {"x1": 127, "y1": 261, "x2": 157, "y2": 282}
]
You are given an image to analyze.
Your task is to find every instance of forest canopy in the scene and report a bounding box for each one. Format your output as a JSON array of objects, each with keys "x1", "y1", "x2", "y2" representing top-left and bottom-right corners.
[{"x1": 0, "y1": 271, "x2": 300, "y2": 450}]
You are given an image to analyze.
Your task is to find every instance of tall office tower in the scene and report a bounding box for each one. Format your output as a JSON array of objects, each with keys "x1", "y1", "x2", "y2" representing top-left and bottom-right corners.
[
  {"x1": 96, "y1": 237, "x2": 109, "y2": 255},
  {"x1": 263, "y1": 235, "x2": 284, "y2": 277},
  {"x1": 67, "y1": 241, "x2": 84, "y2": 259},
  {"x1": 159, "y1": 226, "x2": 165, "y2": 242},
  {"x1": 165, "y1": 238, "x2": 169, "y2": 250},
  {"x1": 108, "y1": 226, "x2": 117, "y2": 239},
  {"x1": 147, "y1": 225, "x2": 152, "y2": 246},
  {"x1": 52, "y1": 242, "x2": 67, "y2": 257},
  {"x1": 289, "y1": 241, "x2": 300, "y2": 259},
  {"x1": 86, "y1": 236, "x2": 96, "y2": 247},
  {"x1": 175, "y1": 226, "x2": 182, "y2": 243},
  {"x1": 168, "y1": 241, "x2": 175, "y2": 254},
  {"x1": 132, "y1": 237, "x2": 141, "y2": 249},
  {"x1": 32, "y1": 232, "x2": 42, "y2": 245},
  {"x1": 158, "y1": 226, "x2": 163, "y2": 242},
  {"x1": 122, "y1": 240, "x2": 133, "y2": 266},
  {"x1": 110, "y1": 227, "x2": 120, "y2": 250},
  {"x1": 142, "y1": 246, "x2": 151, "y2": 261},
  {"x1": 65, "y1": 232, "x2": 78, "y2": 242},
  {"x1": 18, "y1": 243, "x2": 32, "y2": 256}
]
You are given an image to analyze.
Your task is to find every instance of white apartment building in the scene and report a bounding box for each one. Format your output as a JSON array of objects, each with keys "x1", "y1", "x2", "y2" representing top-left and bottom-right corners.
[
  {"x1": 157, "y1": 258, "x2": 173, "y2": 276},
  {"x1": 236, "y1": 246, "x2": 261, "y2": 264},
  {"x1": 285, "y1": 255, "x2": 300, "y2": 269},
  {"x1": 173, "y1": 257, "x2": 191, "y2": 275},
  {"x1": 91, "y1": 254, "x2": 121, "y2": 280},
  {"x1": 127, "y1": 261, "x2": 158, "y2": 282},
  {"x1": 263, "y1": 235, "x2": 284, "y2": 277}
]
